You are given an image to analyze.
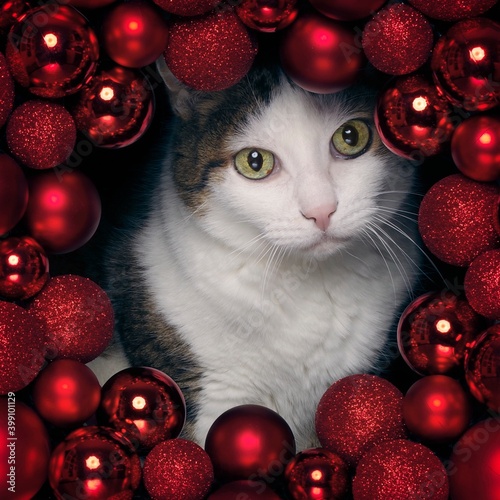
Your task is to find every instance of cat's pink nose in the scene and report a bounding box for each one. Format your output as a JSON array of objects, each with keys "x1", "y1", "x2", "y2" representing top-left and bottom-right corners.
[{"x1": 302, "y1": 203, "x2": 337, "y2": 231}]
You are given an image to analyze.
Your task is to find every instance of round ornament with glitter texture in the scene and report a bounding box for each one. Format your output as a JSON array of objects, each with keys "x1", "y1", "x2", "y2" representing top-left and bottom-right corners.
[
  {"x1": 408, "y1": 0, "x2": 498, "y2": 21},
  {"x1": 153, "y1": 0, "x2": 221, "y2": 16},
  {"x1": 0, "y1": 52, "x2": 14, "y2": 128}
]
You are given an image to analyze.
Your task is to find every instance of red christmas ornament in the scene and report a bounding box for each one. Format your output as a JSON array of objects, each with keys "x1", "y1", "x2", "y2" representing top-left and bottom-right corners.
[
  {"x1": 0, "y1": 399, "x2": 50, "y2": 500},
  {"x1": 0, "y1": 0, "x2": 28, "y2": 33},
  {"x1": 353, "y1": 439, "x2": 449, "y2": 500},
  {"x1": 0, "y1": 301, "x2": 45, "y2": 394},
  {"x1": 362, "y1": 4, "x2": 433, "y2": 75},
  {"x1": 418, "y1": 174, "x2": 500, "y2": 267},
  {"x1": 402, "y1": 375, "x2": 472, "y2": 443},
  {"x1": 0, "y1": 154, "x2": 28, "y2": 236},
  {"x1": 205, "y1": 404, "x2": 296, "y2": 482},
  {"x1": 408, "y1": 0, "x2": 498, "y2": 21},
  {"x1": 309, "y1": 0, "x2": 387, "y2": 20},
  {"x1": 6, "y1": 4, "x2": 99, "y2": 98},
  {"x1": 397, "y1": 290, "x2": 487, "y2": 376},
  {"x1": 285, "y1": 448, "x2": 350, "y2": 500},
  {"x1": 165, "y1": 10, "x2": 257, "y2": 91},
  {"x1": 0, "y1": 52, "x2": 14, "y2": 128},
  {"x1": 7, "y1": 100, "x2": 76, "y2": 170},
  {"x1": 315, "y1": 375, "x2": 405, "y2": 466},
  {"x1": 452, "y1": 115, "x2": 500, "y2": 182},
  {"x1": 49, "y1": 426, "x2": 142, "y2": 499},
  {"x1": 0, "y1": 236, "x2": 49, "y2": 300},
  {"x1": 72, "y1": 66, "x2": 155, "y2": 149},
  {"x1": 465, "y1": 249, "x2": 500, "y2": 320},
  {"x1": 29, "y1": 275, "x2": 114, "y2": 363},
  {"x1": 67, "y1": 0, "x2": 118, "y2": 9},
  {"x1": 208, "y1": 481, "x2": 282, "y2": 499},
  {"x1": 24, "y1": 170, "x2": 101, "y2": 254},
  {"x1": 432, "y1": 18, "x2": 500, "y2": 112},
  {"x1": 102, "y1": 1, "x2": 169, "y2": 69},
  {"x1": 280, "y1": 12, "x2": 364, "y2": 94},
  {"x1": 153, "y1": 0, "x2": 221, "y2": 16},
  {"x1": 33, "y1": 359, "x2": 101, "y2": 427},
  {"x1": 98, "y1": 366, "x2": 186, "y2": 452},
  {"x1": 236, "y1": 0, "x2": 299, "y2": 33},
  {"x1": 143, "y1": 439, "x2": 214, "y2": 500},
  {"x1": 375, "y1": 74, "x2": 455, "y2": 160}
]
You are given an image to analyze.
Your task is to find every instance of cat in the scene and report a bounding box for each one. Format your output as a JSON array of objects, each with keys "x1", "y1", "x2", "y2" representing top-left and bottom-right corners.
[{"x1": 88, "y1": 60, "x2": 423, "y2": 452}]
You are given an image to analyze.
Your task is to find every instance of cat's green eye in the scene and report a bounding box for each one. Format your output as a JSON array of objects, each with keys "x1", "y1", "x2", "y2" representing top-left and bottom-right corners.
[
  {"x1": 331, "y1": 119, "x2": 371, "y2": 158},
  {"x1": 234, "y1": 148, "x2": 275, "y2": 180}
]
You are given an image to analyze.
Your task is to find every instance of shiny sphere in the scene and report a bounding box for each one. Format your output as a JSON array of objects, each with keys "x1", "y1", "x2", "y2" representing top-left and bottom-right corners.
[
  {"x1": 236, "y1": 0, "x2": 298, "y2": 32},
  {"x1": 0, "y1": 154, "x2": 28, "y2": 236},
  {"x1": 309, "y1": 0, "x2": 387, "y2": 20}
]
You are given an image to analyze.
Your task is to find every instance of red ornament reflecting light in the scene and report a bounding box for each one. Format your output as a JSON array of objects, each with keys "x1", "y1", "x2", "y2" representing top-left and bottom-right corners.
[
  {"x1": 0, "y1": 154, "x2": 28, "y2": 236},
  {"x1": 236, "y1": 0, "x2": 299, "y2": 32}
]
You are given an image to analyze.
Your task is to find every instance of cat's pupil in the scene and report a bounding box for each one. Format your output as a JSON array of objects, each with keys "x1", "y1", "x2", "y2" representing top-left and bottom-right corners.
[
  {"x1": 248, "y1": 150, "x2": 263, "y2": 171},
  {"x1": 342, "y1": 125, "x2": 359, "y2": 147}
]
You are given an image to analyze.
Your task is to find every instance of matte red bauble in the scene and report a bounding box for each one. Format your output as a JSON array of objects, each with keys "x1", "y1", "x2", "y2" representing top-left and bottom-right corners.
[
  {"x1": 24, "y1": 170, "x2": 101, "y2": 254},
  {"x1": 315, "y1": 375, "x2": 405, "y2": 465},
  {"x1": 431, "y1": 18, "x2": 500, "y2": 112},
  {"x1": 48, "y1": 426, "x2": 142, "y2": 500},
  {"x1": 153, "y1": 0, "x2": 221, "y2": 16},
  {"x1": 403, "y1": 375, "x2": 472, "y2": 442},
  {"x1": 0, "y1": 154, "x2": 28, "y2": 236},
  {"x1": 309, "y1": 0, "x2": 386, "y2": 20},
  {"x1": 236, "y1": 0, "x2": 298, "y2": 32},
  {"x1": 0, "y1": 399, "x2": 50, "y2": 500},
  {"x1": 208, "y1": 480, "x2": 282, "y2": 499},
  {"x1": 29, "y1": 275, "x2": 114, "y2": 363},
  {"x1": 0, "y1": 52, "x2": 14, "y2": 128},
  {"x1": 72, "y1": 66, "x2": 155, "y2": 149},
  {"x1": 0, "y1": 0, "x2": 28, "y2": 33},
  {"x1": 205, "y1": 404, "x2": 296, "y2": 482},
  {"x1": 408, "y1": 0, "x2": 498, "y2": 21},
  {"x1": 98, "y1": 366, "x2": 186, "y2": 451},
  {"x1": 6, "y1": 4, "x2": 99, "y2": 98},
  {"x1": 452, "y1": 115, "x2": 500, "y2": 182},
  {"x1": 0, "y1": 236, "x2": 49, "y2": 300},
  {"x1": 67, "y1": 0, "x2": 118, "y2": 9},
  {"x1": 418, "y1": 174, "x2": 500, "y2": 266},
  {"x1": 397, "y1": 290, "x2": 487, "y2": 376},
  {"x1": 143, "y1": 439, "x2": 214, "y2": 500},
  {"x1": 353, "y1": 439, "x2": 449, "y2": 500},
  {"x1": 375, "y1": 74, "x2": 455, "y2": 160},
  {"x1": 280, "y1": 12, "x2": 364, "y2": 94}
]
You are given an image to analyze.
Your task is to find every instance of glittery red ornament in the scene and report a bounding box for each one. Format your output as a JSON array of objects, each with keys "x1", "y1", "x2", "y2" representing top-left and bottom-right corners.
[
  {"x1": 315, "y1": 375, "x2": 405, "y2": 466},
  {"x1": 362, "y1": 4, "x2": 433, "y2": 75},
  {"x1": 0, "y1": 301, "x2": 45, "y2": 394},
  {"x1": 208, "y1": 481, "x2": 282, "y2": 499},
  {"x1": 0, "y1": 236, "x2": 49, "y2": 300},
  {"x1": 29, "y1": 275, "x2": 114, "y2": 363},
  {"x1": 153, "y1": 0, "x2": 220, "y2": 16},
  {"x1": 165, "y1": 10, "x2": 257, "y2": 91},
  {"x1": 353, "y1": 439, "x2": 449, "y2": 500},
  {"x1": 143, "y1": 439, "x2": 214, "y2": 500},
  {"x1": 408, "y1": 0, "x2": 498, "y2": 21},
  {"x1": 72, "y1": 66, "x2": 155, "y2": 149},
  {"x1": 236, "y1": 0, "x2": 298, "y2": 32},
  {"x1": 205, "y1": 404, "x2": 296, "y2": 482},
  {"x1": 285, "y1": 448, "x2": 350, "y2": 500},
  {"x1": 418, "y1": 174, "x2": 500, "y2": 267},
  {"x1": 0, "y1": 154, "x2": 28, "y2": 236},
  {"x1": 24, "y1": 170, "x2": 101, "y2": 254},
  {"x1": 0, "y1": 52, "x2": 14, "y2": 128},
  {"x1": 0, "y1": 0, "x2": 28, "y2": 33},
  {"x1": 309, "y1": 0, "x2": 387, "y2": 20},
  {"x1": 98, "y1": 366, "x2": 186, "y2": 452},
  {"x1": 6, "y1": 5, "x2": 99, "y2": 98},
  {"x1": 375, "y1": 74, "x2": 455, "y2": 160},
  {"x1": 49, "y1": 426, "x2": 142, "y2": 499},
  {"x1": 7, "y1": 100, "x2": 76, "y2": 170},
  {"x1": 397, "y1": 290, "x2": 487, "y2": 376},
  {"x1": 431, "y1": 18, "x2": 500, "y2": 112},
  {"x1": 67, "y1": 0, "x2": 118, "y2": 9}
]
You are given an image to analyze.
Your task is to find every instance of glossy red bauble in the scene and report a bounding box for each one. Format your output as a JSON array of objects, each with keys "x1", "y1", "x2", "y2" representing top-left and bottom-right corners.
[
  {"x1": 0, "y1": 0, "x2": 28, "y2": 33},
  {"x1": 0, "y1": 154, "x2": 28, "y2": 236},
  {"x1": 309, "y1": 0, "x2": 386, "y2": 20},
  {"x1": 67, "y1": 0, "x2": 118, "y2": 8},
  {"x1": 208, "y1": 481, "x2": 282, "y2": 499},
  {"x1": 236, "y1": 0, "x2": 298, "y2": 32}
]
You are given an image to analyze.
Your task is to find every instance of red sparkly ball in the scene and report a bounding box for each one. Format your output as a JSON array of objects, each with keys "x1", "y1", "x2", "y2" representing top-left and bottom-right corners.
[
  {"x1": 0, "y1": 236, "x2": 49, "y2": 300},
  {"x1": 7, "y1": 100, "x2": 76, "y2": 170},
  {"x1": 0, "y1": 154, "x2": 28, "y2": 236},
  {"x1": 431, "y1": 18, "x2": 500, "y2": 112},
  {"x1": 309, "y1": 0, "x2": 387, "y2": 21},
  {"x1": 98, "y1": 366, "x2": 186, "y2": 452},
  {"x1": 165, "y1": 10, "x2": 257, "y2": 91},
  {"x1": 353, "y1": 439, "x2": 449, "y2": 500},
  {"x1": 153, "y1": 0, "x2": 221, "y2": 16},
  {"x1": 208, "y1": 481, "x2": 282, "y2": 499},
  {"x1": 418, "y1": 174, "x2": 500, "y2": 267},
  {"x1": 315, "y1": 375, "x2": 406, "y2": 466},
  {"x1": 29, "y1": 275, "x2": 114, "y2": 363},
  {"x1": 0, "y1": 0, "x2": 28, "y2": 33},
  {"x1": 0, "y1": 52, "x2": 14, "y2": 128},
  {"x1": 24, "y1": 170, "x2": 101, "y2": 254},
  {"x1": 408, "y1": 0, "x2": 498, "y2": 21},
  {"x1": 6, "y1": 5, "x2": 99, "y2": 98},
  {"x1": 143, "y1": 439, "x2": 214, "y2": 500},
  {"x1": 236, "y1": 0, "x2": 298, "y2": 33},
  {"x1": 0, "y1": 301, "x2": 45, "y2": 394}
]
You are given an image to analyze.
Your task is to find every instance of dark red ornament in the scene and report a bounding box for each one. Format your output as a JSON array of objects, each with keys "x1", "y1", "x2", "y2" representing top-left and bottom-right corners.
[
  {"x1": 48, "y1": 426, "x2": 142, "y2": 499},
  {"x1": 309, "y1": 0, "x2": 386, "y2": 20},
  {"x1": 153, "y1": 0, "x2": 221, "y2": 16},
  {"x1": 143, "y1": 439, "x2": 214, "y2": 500},
  {"x1": 67, "y1": 0, "x2": 118, "y2": 9},
  {"x1": 0, "y1": 236, "x2": 49, "y2": 300},
  {"x1": 236, "y1": 0, "x2": 298, "y2": 32},
  {"x1": 362, "y1": 4, "x2": 433, "y2": 75},
  {"x1": 98, "y1": 366, "x2": 186, "y2": 452},
  {"x1": 431, "y1": 18, "x2": 500, "y2": 112},
  {"x1": 375, "y1": 74, "x2": 455, "y2": 160},
  {"x1": 208, "y1": 481, "x2": 282, "y2": 499},
  {"x1": 6, "y1": 4, "x2": 99, "y2": 98},
  {"x1": 397, "y1": 290, "x2": 487, "y2": 376},
  {"x1": 72, "y1": 66, "x2": 155, "y2": 149},
  {"x1": 0, "y1": 154, "x2": 28, "y2": 236},
  {"x1": 315, "y1": 375, "x2": 405, "y2": 466},
  {"x1": 0, "y1": 52, "x2": 14, "y2": 128},
  {"x1": 0, "y1": 0, "x2": 28, "y2": 33},
  {"x1": 165, "y1": 10, "x2": 257, "y2": 91},
  {"x1": 408, "y1": 0, "x2": 498, "y2": 21},
  {"x1": 24, "y1": 170, "x2": 101, "y2": 254},
  {"x1": 280, "y1": 12, "x2": 364, "y2": 94}
]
